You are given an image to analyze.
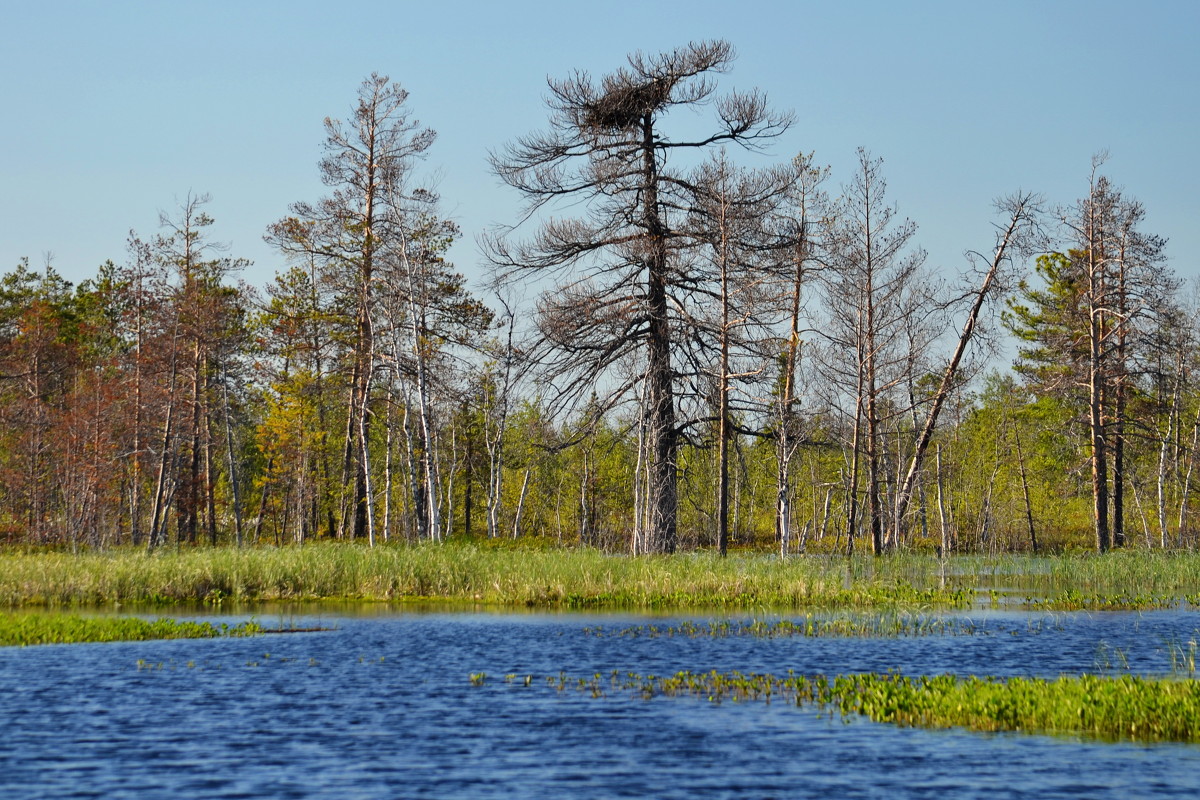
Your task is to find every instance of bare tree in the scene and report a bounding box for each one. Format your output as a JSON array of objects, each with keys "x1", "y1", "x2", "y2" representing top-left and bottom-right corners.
[
  {"x1": 818, "y1": 149, "x2": 928, "y2": 555},
  {"x1": 685, "y1": 150, "x2": 794, "y2": 555},
  {"x1": 268, "y1": 73, "x2": 435, "y2": 541},
  {"x1": 891, "y1": 192, "x2": 1040, "y2": 543},
  {"x1": 487, "y1": 40, "x2": 791, "y2": 553},
  {"x1": 768, "y1": 153, "x2": 831, "y2": 555}
]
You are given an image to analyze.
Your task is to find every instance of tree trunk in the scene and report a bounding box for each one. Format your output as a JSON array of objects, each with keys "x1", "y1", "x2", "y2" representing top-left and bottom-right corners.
[{"x1": 642, "y1": 113, "x2": 677, "y2": 554}]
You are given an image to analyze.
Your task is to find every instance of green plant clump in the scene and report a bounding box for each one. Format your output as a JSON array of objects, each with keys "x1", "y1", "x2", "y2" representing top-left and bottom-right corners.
[
  {"x1": 0, "y1": 613, "x2": 264, "y2": 647},
  {"x1": 562, "y1": 669, "x2": 1200, "y2": 743}
]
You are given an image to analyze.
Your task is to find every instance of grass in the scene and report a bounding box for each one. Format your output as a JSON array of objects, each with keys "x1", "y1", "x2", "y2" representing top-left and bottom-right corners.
[
  {"x1": 0, "y1": 612, "x2": 265, "y2": 646},
  {"x1": 581, "y1": 614, "x2": 983, "y2": 639},
  {"x1": 1, "y1": 541, "x2": 1199, "y2": 610},
  {"x1": 951, "y1": 551, "x2": 1200, "y2": 610},
  {"x1": 546, "y1": 668, "x2": 1200, "y2": 743},
  {"x1": 0, "y1": 542, "x2": 973, "y2": 610}
]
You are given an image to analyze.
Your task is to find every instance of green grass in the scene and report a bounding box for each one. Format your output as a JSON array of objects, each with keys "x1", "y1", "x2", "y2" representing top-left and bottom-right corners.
[
  {"x1": 552, "y1": 669, "x2": 1200, "y2": 743},
  {"x1": 0, "y1": 612, "x2": 265, "y2": 646},
  {"x1": 948, "y1": 551, "x2": 1200, "y2": 609},
  {"x1": 2, "y1": 542, "x2": 1200, "y2": 610},
  {"x1": 0, "y1": 542, "x2": 972, "y2": 609},
  {"x1": 582, "y1": 614, "x2": 983, "y2": 639}
]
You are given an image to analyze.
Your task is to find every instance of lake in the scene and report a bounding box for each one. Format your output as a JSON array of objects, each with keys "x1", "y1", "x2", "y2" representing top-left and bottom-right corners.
[{"x1": 2, "y1": 607, "x2": 1199, "y2": 798}]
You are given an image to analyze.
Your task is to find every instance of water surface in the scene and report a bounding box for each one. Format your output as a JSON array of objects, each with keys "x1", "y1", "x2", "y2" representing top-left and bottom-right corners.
[{"x1": 2, "y1": 608, "x2": 1198, "y2": 798}]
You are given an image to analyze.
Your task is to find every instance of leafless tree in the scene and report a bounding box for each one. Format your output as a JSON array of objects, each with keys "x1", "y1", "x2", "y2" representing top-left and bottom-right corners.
[
  {"x1": 817, "y1": 149, "x2": 928, "y2": 555},
  {"x1": 268, "y1": 73, "x2": 436, "y2": 541},
  {"x1": 487, "y1": 40, "x2": 792, "y2": 553},
  {"x1": 685, "y1": 150, "x2": 795, "y2": 554},
  {"x1": 891, "y1": 192, "x2": 1041, "y2": 545},
  {"x1": 767, "y1": 153, "x2": 831, "y2": 555}
]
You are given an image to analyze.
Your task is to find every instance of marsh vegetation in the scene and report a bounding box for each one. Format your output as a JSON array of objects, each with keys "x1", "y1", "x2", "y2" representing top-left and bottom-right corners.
[
  {"x1": 543, "y1": 669, "x2": 1200, "y2": 743},
  {"x1": 3, "y1": 543, "x2": 1200, "y2": 611},
  {"x1": 0, "y1": 613, "x2": 266, "y2": 646}
]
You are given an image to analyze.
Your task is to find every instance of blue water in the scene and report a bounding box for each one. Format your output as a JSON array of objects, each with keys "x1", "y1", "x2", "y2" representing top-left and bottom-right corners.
[{"x1": 2, "y1": 608, "x2": 1199, "y2": 798}]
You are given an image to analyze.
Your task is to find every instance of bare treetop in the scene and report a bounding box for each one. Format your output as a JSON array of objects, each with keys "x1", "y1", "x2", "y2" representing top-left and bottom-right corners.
[{"x1": 490, "y1": 40, "x2": 792, "y2": 224}]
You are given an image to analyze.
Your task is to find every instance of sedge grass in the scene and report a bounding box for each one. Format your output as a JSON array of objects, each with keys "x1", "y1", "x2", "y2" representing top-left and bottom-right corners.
[
  {"x1": 3, "y1": 542, "x2": 1199, "y2": 610},
  {"x1": 549, "y1": 669, "x2": 1200, "y2": 743},
  {"x1": 0, "y1": 542, "x2": 972, "y2": 610},
  {"x1": 948, "y1": 551, "x2": 1200, "y2": 609},
  {"x1": 0, "y1": 612, "x2": 265, "y2": 646}
]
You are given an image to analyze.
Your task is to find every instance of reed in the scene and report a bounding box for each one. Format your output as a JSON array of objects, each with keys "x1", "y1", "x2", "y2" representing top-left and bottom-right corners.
[
  {"x1": 0, "y1": 543, "x2": 971, "y2": 609},
  {"x1": 3, "y1": 542, "x2": 1199, "y2": 610},
  {"x1": 952, "y1": 551, "x2": 1200, "y2": 609}
]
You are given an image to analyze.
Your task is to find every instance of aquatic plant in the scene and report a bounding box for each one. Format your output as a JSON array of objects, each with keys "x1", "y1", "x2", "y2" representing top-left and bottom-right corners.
[
  {"x1": 0, "y1": 613, "x2": 266, "y2": 646},
  {"x1": 582, "y1": 614, "x2": 982, "y2": 639},
  {"x1": 1028, "y1": 589, "x2": 1182, "y2": 611},
  {"x1": 1166, "y1": 636, "x2": 1199, "y2": 677},
  {"x1": 546, "y1": 669, "x2": 1200, "y2": 743}
]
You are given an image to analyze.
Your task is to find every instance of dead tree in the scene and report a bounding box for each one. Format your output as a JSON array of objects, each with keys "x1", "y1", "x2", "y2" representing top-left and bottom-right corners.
[{"x1": 488, "y1": 40, "x2": 791, "y2": 553}]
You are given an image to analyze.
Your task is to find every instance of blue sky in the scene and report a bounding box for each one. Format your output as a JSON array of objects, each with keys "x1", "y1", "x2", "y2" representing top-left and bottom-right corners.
[{"x1": 2, "y1": 0, "x2": 1197, "y2": 298}]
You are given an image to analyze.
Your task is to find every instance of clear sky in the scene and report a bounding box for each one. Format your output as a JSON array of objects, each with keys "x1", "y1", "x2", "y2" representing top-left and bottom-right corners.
[{"x1": 2, "y1": 0, "x2": 1197, "y2": 298}]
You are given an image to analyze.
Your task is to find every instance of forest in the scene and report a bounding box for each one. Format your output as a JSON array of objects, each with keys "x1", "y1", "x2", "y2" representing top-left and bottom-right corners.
[{"x1": 0, "y1": 41, "x2": 1191, "y2": 557}]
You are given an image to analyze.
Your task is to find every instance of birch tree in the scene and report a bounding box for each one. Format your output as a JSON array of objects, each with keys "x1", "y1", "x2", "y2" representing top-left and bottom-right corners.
[{"x1": 268, "y1": 73, "x2": 435, "y2": 540}]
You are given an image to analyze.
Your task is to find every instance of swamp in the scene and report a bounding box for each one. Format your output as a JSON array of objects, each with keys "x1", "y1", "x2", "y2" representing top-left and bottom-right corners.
[{"x1": 2, "y1": 547, "x2": 1200, "y2": 798}]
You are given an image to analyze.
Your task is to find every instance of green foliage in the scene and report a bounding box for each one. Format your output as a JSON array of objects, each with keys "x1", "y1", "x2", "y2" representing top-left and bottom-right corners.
[
  {"x1": 1004, "y1": 251, "x2": 1088, "y2": 393},
  {"x1": 585, "y1": 670, "x2": 1200, "y2": 743},
  {"x1": 0, "y1": 612, "x2": 263, "y2": 646}
]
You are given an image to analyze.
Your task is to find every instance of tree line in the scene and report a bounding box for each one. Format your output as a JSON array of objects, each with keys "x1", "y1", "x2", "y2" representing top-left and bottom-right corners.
[{"x1": 0, "y1": 42, "x2": 1191, "y2": 555}]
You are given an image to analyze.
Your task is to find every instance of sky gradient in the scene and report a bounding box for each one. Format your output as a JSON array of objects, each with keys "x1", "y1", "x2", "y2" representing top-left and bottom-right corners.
[{"x1": 2, "y1": 0, "x2": 1196, "y2": 298}]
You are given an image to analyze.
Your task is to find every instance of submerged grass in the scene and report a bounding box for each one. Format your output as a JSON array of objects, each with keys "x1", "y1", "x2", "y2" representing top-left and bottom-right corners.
[
  {"x1": 0, "y1": 612, "x2": 265, "y2": 646},
  {"x1": 544, "y1": 669, "x2": 1200, "y2": 743},
  {"x1": 582, "y1": 614, "x2": 983, "y2": 639},
  {"x1": 1026, "y1": 589, "x2": 1200, "y2": 611}
]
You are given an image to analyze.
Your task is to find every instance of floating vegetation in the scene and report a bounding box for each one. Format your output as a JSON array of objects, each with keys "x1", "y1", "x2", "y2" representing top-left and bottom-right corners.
[
  {"x1": 582, "y1": 614, "x2": 983, "y2": 639},
  {"x1": 505, "y1": 668, "x2": 1200, "y2": 744},
  {"x1": 0, "y1": 613, "x2": 270, "y2": 647},
  {"x1": 1027, "y1": 590, "x2": 1186, "y2": 611}
]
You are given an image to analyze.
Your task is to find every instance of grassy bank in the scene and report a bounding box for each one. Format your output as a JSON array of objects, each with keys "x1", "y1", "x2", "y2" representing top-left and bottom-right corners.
[
  {"x1": 0, "y1": 542, "x2": 971, "y2": 609},
  {"x1": 554, "y1": 669, "x2": 1200, "y2": 743},
  {"x1": 1, "y1": 542, "x2": 1198, "y2": 610},
  {"x1": 0, "y1": 612, "x2": 265, "y2": 646}
]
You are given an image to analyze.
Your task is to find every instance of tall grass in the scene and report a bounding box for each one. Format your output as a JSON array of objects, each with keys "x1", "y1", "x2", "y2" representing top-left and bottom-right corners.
[
  {"x1": 0, "y1": 543, "x2": 969, "y2": 609},
  {"x1": 949, "y1": 551, "x2": 1200, "y2": 607},
  {"x1": 3, "y1": 543, "x2": 1198, "y2": 609}
]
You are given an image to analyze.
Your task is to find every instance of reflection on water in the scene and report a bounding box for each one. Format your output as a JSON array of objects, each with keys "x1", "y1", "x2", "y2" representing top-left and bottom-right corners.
[{"x1": 2, "y1": 609, "x2": 1199, "y2": 799}]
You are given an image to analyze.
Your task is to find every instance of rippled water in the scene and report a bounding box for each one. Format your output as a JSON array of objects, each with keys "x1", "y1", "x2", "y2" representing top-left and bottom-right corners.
[{"x1": 2, "y1": 608, "x2": 1200, "y2": 798}]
